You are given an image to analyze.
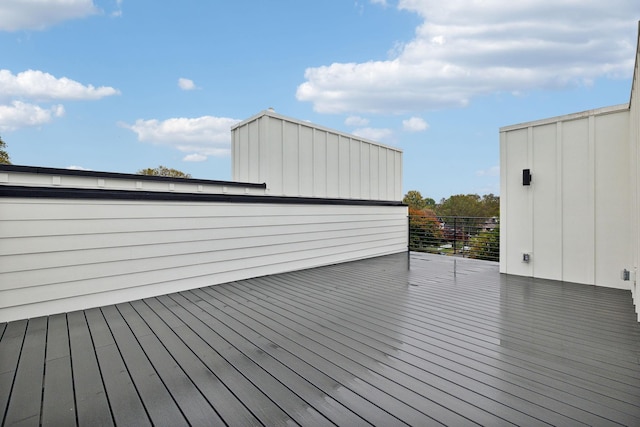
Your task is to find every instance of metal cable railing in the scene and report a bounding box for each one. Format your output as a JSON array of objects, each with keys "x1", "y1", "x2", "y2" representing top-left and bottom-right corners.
[{"x1": 409, "y1": 215, "x2": 499, "y2": 261}]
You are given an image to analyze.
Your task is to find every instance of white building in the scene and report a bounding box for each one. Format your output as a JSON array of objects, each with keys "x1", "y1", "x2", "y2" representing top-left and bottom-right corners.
[
  {"x1": 500, "y1": 23, "x2": 640, "y2": 320},
  {"x1": 0, "y1": 114, "x2": 406, "y2": 322},
  {"x1": 231, "y1": 109, "x2": 403, "y2": 201}
]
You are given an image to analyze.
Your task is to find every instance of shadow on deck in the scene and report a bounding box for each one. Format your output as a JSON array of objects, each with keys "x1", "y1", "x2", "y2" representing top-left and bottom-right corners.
[{"x1": 1, "y1": 252, "x2": 639, "y2": 426}]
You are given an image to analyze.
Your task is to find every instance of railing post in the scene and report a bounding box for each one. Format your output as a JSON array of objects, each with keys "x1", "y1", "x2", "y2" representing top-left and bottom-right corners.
[{"x1": 453, "y1": 217, "x2": 457, "y2": 256}]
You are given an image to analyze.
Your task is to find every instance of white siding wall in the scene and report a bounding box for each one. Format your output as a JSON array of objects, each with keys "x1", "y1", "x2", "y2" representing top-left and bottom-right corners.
[
  {"x1": 500, "y1": 106, "x2": 632, "y2": 290},
  {"x1": 232, "y1": 111, "x2": 403, "y2": 201},
  {"x1": 630, "y1": 31, "x2": 640, "y2": 320},
  {"x1": 0, "y1": 195, "x2": 407, "y2": 322}
]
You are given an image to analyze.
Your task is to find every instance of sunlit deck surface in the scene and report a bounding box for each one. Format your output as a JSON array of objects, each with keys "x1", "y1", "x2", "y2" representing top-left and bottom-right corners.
[{"x1": 2, "y1": 252, "x2": 640, "y2": 426}]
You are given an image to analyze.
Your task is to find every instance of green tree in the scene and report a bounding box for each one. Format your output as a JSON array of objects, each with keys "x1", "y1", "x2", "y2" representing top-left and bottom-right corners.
[
  {"x1": 436, "y1": 194, "x2": 484, "y2": 217},
  {"x1": 403, "y1": 190, "x2": 427, "y2": 210},
  {"x1": 469, "y1": 225, "x2": 500, "y2": 261},
  {"x1": 436, "y1": 193, "x2": 500, "y2": 218},
  {"x1": 0, "y1": 135, "x2": 11, "y2": 165},
  {"x1": 137, "y1": 165, "x2": 192, "y2": 178},
  {"x1": 481, "y1": 193, "x2": 500, "y2": 217}
]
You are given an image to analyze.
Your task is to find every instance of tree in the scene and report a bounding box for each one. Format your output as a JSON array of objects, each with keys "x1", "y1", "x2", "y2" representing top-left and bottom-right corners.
[
  {"x1": 0, "y1": 135, "x2": 11, "y2": 165},
  {"x1": 137, "y1": 165, "x2": 192, "y2": 178},
  {"x1": 408, "y1": 207, "x2": 444, "y2": 252},
  {"x1": 436, "y1": 193, "x2": 500, "y2": 218},
  {"x1": 403, "y1": 190, "x2": 427, "y2": 210},
  {"x1": 480, "y1": 193, "x2": 500, "y2": 217},
  {"x1": 436, "y1": 194, "x2": 484, "y2": 217},
  {"x1": 469, "y1": 225, "x2": 500, "y2": 261}
]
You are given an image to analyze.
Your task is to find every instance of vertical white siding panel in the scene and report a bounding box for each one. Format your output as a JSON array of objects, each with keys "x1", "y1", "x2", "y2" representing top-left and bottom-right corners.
[
  {"x1": 350, "y1": 140, "x2": 361, "y2": 198},
  {"x1": 499, "y1": 132, "x2": 508, "y2": 273},
  {"x1": 386, "y1": 149, "x2": 395, "y2": 201},
  {"x1": 238, "y1": 125, "x2": 251, "y2": 182},
  {"x1": 299, "y1": 125, "x2": 314, "y2": 196},
  {"x1": 283, "y1": 121, "x2": 299, "y2": 196},
  {"x1": 248, "y1": 120, "x2": 260, "y2": 183},
  {"x1": 370, "y1": 146, "x2": 380, "y2": 199},
  {"x1": 339, "y1": 136, "x2": 350, "y2": 198},
  {"x1": 378, "y1": 148, "x2": 387, "y2": 200},
  {"x1": 561, "y1": 118, "x2": 593, "y2": 284},
  {"x1": 267, "y1": 117, "x2": 283, "y2": 195},
  {"x1": 395, "y1": 151, "x2": 402, "y2": 201},
  {"x1": 532, "y1": 124, "x2": 562, "y2": 280},
  {"x1": 361, "y1": 144, "x2": 370, "y2": 199},
  {"x1": 326, "y1": 133, "x2": 340, "y2": 197},
  {"x1": 504, "y1": 128, "x2": 531, "y2": 277},
  {"x1": 313, "y1": 129, "x2": 327, "y2": 198},
  {"x1": 594, "y1": 112, "x2": 631, "y2": 288}
]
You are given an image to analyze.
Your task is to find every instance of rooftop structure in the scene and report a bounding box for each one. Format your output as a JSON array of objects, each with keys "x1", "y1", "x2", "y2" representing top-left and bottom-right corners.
[{"x1": 500, "y1": 22, "x2": 640, "y2": 320}]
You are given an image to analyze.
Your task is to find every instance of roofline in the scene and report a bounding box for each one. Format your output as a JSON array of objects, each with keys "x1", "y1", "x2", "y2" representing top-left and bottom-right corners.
[
  {"x1": 231, "y1": 109, "x2": 403, "y2": 153},
  {"x1": 0, "y1": 184, "x2": 406, "y2": 206},
  {"x1": 0, "y1": 164, "x2": 267, "y2": 189},
  {"x1": 499, "y1": 103, "x2": 630, "y2": 133}
]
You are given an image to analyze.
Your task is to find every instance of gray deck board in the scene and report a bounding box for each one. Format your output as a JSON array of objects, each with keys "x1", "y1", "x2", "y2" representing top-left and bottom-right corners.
[
  {"x1": 3, "y1": 317, "x2": 46, "y2": 427},
  {"x1": 41, "y1": 314, "x2": 75, "y2": 427},
  {"x1": 1, "y1": 252, "x2": 640, "y2": 426}
]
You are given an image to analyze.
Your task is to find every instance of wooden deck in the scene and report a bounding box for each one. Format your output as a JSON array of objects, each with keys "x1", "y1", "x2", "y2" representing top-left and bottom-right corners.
[{"x1": 1, "y1": 252, "x2": 640, "y2": 426}]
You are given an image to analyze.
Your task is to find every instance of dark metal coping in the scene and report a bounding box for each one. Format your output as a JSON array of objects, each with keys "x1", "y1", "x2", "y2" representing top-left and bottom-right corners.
[
  {"x1": 0, "y1": 185, "x2": 406, "y2": 207},
  {"x1": 0, "y1": 164, "x2": 267, "y2": 189}
]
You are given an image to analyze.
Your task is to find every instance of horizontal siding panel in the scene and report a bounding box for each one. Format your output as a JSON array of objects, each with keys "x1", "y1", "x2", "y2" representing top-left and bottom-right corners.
[
  {"x1": 1, "y1": 233, "x2": 406, "y2": 291},
  {"x1": 0, "y1": 200, "x2": 403, "y2": 220},
  {"x1": 0, "y1": 197, "x2": 407, "y2": 321},
  {"x1": 0, "y1": 237, "x2": 407, "y2": 307},
  {"x1": 1, "y1": 213, "x2": 404, "y2": 239},
  {"x1": 1, "y1": 225, "x2": 406, "y2": 273},
  {"x1": 1, "y1": 219, "x2": 405, "y2": 256}
]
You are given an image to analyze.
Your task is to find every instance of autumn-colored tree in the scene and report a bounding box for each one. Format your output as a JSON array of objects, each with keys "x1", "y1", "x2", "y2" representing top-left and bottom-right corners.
[
  {"x1": 408, "y1": 207, "x2": 444, "y2": 251},
  {"x1": 137, "y1": 165, "x2": 192, "y2": 178},
  {"x1": 0, "y1": 135, "x2": 11, "y2": 165}
]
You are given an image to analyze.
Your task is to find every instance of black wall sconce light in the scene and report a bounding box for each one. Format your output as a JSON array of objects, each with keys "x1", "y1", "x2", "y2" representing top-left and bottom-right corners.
[{"x1": 523, "y1": 169, "x2": 532, "y2": 186}]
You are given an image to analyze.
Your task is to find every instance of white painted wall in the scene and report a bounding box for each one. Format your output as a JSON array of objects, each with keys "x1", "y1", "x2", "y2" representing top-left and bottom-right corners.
[
  {"x1": 232, "y1": 110, "x2": 403, "y2": 201},
  {"x1": 630, "y1": 26, "x2": 640, "y2": 320},
  {"x1": 500, "y1": 106, "x2": 632, "y2": 290},
  {"x1": 502, "y1": 23, "x2": 640, "y2": 321},
  {"x1": 0, "y1": 167, "x2": 407, "y2": 322},
  {"x1": 0, "y1": 194, "x2": 407, "y2": 322}
]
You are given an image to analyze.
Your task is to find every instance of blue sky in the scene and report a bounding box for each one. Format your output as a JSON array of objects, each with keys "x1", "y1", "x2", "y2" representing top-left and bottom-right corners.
[{"x1": 1, "y1": 0, "x2": 638, "y2": 201}]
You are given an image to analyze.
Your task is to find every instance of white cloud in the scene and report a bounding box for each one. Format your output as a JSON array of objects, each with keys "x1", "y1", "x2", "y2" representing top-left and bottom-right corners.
[
  {"x1": 402, "y1": 116, "x2": 429, "y2": 132},
  {"x1": 178, "y1": 77, "x2": 196, "y2": 91},
  {"x1": 0, "y1": 69, "x2": 119, "y2": 131},
  {"x1": 0, "y1": 69, "x2": 120, "y2": 101},
  {"x1": 352, "y1": 127, "x2": 393, "y2": 142},
  {"x1": 0, "y1": 101, "x2": 64, "y2": 131},
  {"x1": 370, "y1": 0, "x2": 388, "y2": 6},
  {"x1": 297, "y1": 1, "x2": 638, "y2": 114},
  {"x1": 345, "y1": 116, "x2": 369, "y2": 127},
  {"x1": 67, "y1": 165, "x2": 91, "y2": 170},
  {"x1": 122, "y1": 115, "x2": 241, "y2": 160},
  {"x1": 476, "y1": 165, "x2": 500, "y2": 177},
  {"x1": 111, "y1": 0, "x2": 123, "y2": 17},
  {"x1": 0, "y1": 0, "x2": 98, "y2": 31},
  {"x1": 183, "y1": 153, "x2": 207, "y2": 162}
]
